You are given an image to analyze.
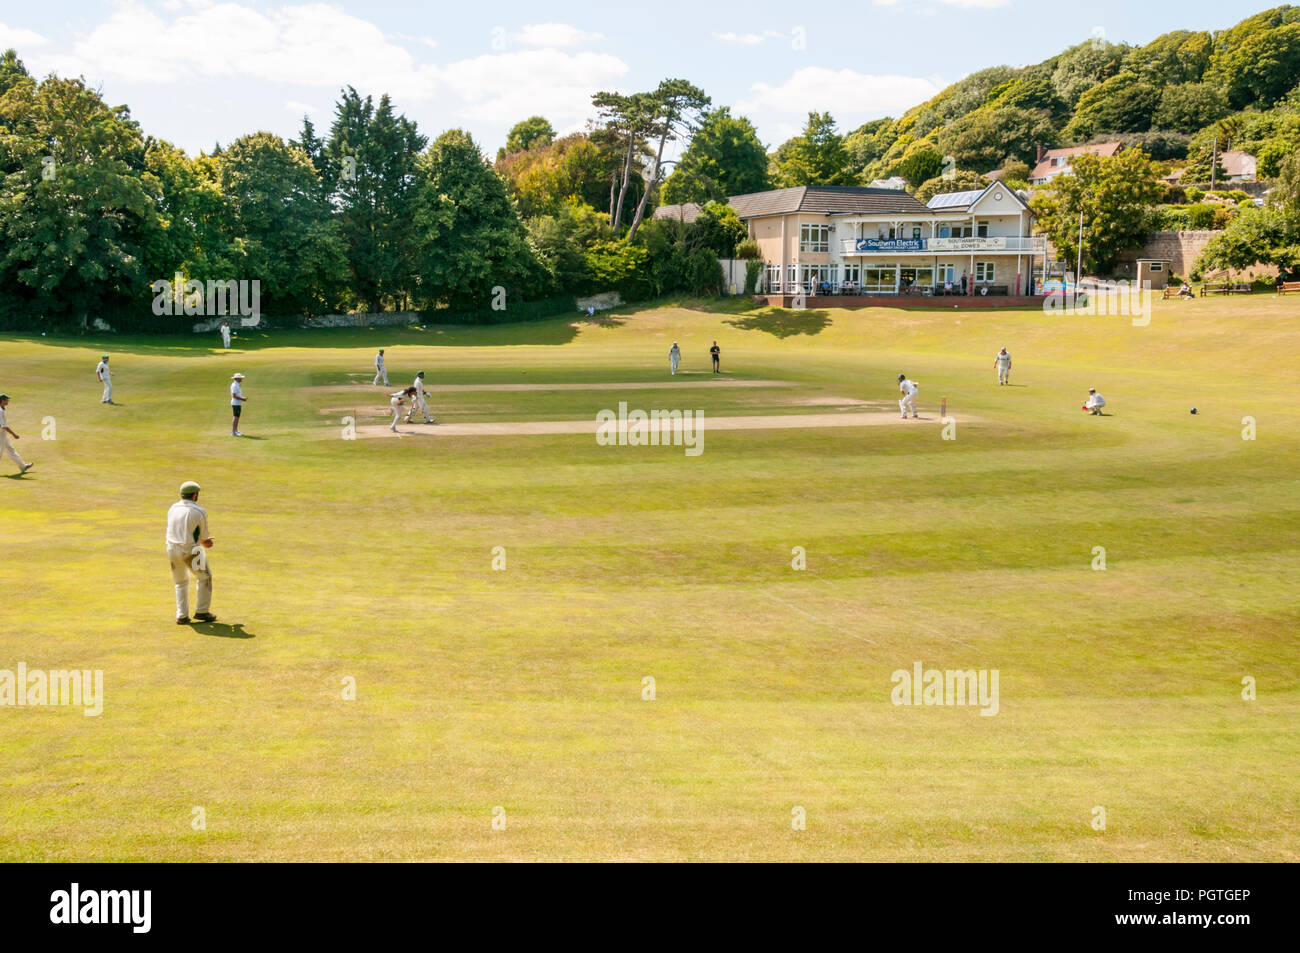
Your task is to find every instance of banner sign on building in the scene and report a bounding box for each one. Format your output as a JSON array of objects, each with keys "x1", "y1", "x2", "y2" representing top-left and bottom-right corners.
[{"x1": 854, "y1": 238, "x2": 924, "y2": 252}]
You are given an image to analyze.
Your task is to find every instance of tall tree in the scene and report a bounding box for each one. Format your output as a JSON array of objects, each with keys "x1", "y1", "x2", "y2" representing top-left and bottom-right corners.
[
  {"x1": 216, "y1": 132, "x2": 346, "y2": 317},
  {"x1": 0, "y1": 75, "x2": 156, "y2": 325},
  {"x1": 504, "y1": 116, "x2": 555, "y2": 155},
  {"x1": 772, "y1": 112, "x2": 853, "y2": 187},
  {"x1": 413, "y1": 129, "x2": 538, "y2": 311},
  {"x1": 626, "y1": 79, "x2": 711, "y2": 241},
  {"x1": 660, "y1": 107, "x2": 768, "y2": 205},
  {"x1": 324, "y1": 87, "x2": 426, "y2": 310},
  {"x1": 0, "y1": 48, "x2": 29, "y2": 96},
  {"x1": 592, "y1": 90, "x2": 656, "y2": 235},
  {"x1": 1029, "y1": 149, "x2": 1163, "y2": 274}
]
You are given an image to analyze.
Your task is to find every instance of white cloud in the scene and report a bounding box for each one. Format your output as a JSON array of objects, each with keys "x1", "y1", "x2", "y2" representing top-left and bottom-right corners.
[
  {"x1": 437, "y1": 49, "x2": 627, "y2": 125},
  {"x1": 36, "y1": 2, "x2": 442, "y2": 99},
  {"x1": 736, "y1": 67, "x2": 945, "y2": 134},
  {"x1": 508, "y1": 23, "x2": 604, "y2": 48},
  {"x1": 28, "y1": 3, "x2": 625, "y2": 132},
  {"x1": 284, "y1": 99, "x2": 323, "y2": 116},
  {"x1": 0, "y1": 23, "x2": 50, "y2": 49}
]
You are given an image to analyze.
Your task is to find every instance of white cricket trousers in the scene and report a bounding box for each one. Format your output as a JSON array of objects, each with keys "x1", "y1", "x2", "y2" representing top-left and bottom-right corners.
[
  {"x1": 101, "y1": 379, "x2": 112, "y2": 402},
  {"x1": 997, "y1": 365, "x2": 1009, "y2": 384},
  {"x1": 899, "y1": 394, "x2": 917, "y2": 417},
  {"x1": 168, "y1": 546, "x2": 212, "y2": 619},
  {"x1": 221, "y1": 331, "x2": 231, "y2": 349},
  {"x1": 0, "y1": 435, "x2": 27, "y2": 470},
  {"x1": 390, "y1": 403, "x2": 402, "y2": 430},
  {"x1": 408, "y1": 394, "x2": 430, "y2": 420},
  {"x1": 670, "y1": 356, "x2": 679, "y2": 375},
  {"x1": 374, "y1": 368, "x2": 389, "y2": 385}
]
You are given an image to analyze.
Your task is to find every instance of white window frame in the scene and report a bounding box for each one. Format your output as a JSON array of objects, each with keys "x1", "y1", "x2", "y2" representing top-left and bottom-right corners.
[
  {"x1": 975, "y1": 261, "x2": 996, "y2": 283},
  {"x1": 799, "y1": 224, "x2": 829, "y2": 253}
]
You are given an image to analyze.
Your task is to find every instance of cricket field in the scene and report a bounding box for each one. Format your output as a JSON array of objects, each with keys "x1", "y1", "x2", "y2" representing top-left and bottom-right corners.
[{"x1": 1, "y1": 296, "x2": 1297, "y2": 861}]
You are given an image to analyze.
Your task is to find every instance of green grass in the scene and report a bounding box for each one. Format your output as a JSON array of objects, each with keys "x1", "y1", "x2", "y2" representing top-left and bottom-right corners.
[{"x1": 1, "y1": 295, "x2": 1297, "y2": 861}]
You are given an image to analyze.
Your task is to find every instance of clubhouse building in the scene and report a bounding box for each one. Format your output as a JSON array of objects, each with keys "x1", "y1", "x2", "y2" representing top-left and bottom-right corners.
[{"x1": 662, "y1": 182, "x2": 1049, "y2": 299}]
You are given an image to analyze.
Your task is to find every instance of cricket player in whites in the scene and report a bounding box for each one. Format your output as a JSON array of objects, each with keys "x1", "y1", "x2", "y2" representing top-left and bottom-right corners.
[
  {"x1": 405, "y1": 371, "x2": 434, "y2": 423},
  {"x1": 994, "y1": 347, "x2": 1012, "y2": 385},
  {"x1": 898, "y1": 374, "x2": 919, "y2": 419},
  {"x1": 389, "y1": 386, "x2": 417, "y2": 432},
  {"x1": 166, "y1": 481, "x2": 216, "y2": 625},
  {"x1": 96, "y1": 354, "x2": 113, "y2": 403},
  {"x1": 220, "y1": 321, "x2": 231, "y2": 349},
  {"x1": 669, "y1": 342, "x2": 681, "y2": 375},
  {"x1": 373, "y1": 348, "x2": 389, "y2": 386},
  {"x1": 1082, "y1": 388, "x2": 1106, "y2": 414},
  {"x1": 0, "y1": 394, "x2": 34, "y2": 474}
]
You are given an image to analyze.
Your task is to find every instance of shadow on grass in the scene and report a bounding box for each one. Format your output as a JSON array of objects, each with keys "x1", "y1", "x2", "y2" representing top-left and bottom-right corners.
[
  {"x1": 724, "y1": 309, "x2": 832, "y2": 338},
  {"x1": 191, "y1": 621, "x2": 256, "y2": 639},
  {"x1": 4, "y1": 316, "x2": 589, "y2": 356}
]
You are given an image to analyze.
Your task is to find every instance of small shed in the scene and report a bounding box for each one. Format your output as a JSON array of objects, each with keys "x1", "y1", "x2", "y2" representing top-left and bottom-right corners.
[{"x1": 1135, "y1": 258, "x2": 1172, "y2": 290}]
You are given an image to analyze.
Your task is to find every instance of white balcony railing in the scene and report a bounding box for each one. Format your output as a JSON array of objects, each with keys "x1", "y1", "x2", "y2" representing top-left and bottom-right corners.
[{"x1": 838, "y1": 236, "x2": 1046, "y2": 255}]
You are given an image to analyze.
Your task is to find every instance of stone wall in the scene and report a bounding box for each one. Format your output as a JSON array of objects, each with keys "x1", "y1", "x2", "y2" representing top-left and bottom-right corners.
[
  {"x1": 1044, "y1": 230, "x2": 1279, "y2": 282},
  {"x1": 1114, "y1": 231, "x2": 1277, "y2": 282},
  {"x1": 298, "y1": 311, "x2": 420, "y2": 329}
]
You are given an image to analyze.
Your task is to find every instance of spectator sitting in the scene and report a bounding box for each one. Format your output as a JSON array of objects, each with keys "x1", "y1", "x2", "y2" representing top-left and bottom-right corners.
[{"x1": 1177, "y1": 282, "x2": 1193, "y2": 298}]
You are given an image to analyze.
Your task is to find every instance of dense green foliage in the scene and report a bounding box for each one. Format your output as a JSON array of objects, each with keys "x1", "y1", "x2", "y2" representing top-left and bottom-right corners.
[{"x1": 0, "y1": 53, "x2": 734, "y2": 330}]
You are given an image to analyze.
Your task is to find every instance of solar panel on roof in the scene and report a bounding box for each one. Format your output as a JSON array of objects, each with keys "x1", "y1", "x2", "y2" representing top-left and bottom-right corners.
[{"x1": 926, "y1": 189, "x2": 984, "y2": 209}]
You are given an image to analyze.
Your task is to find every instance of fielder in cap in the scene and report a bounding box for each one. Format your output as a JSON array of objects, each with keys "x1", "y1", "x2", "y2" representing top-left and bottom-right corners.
[
  {"x1": 96, "y1": 354, "x2": 114, "y2": 404},
  {"x1": 165, "y1": 481, "x2": 216, "y2": 624},
  {"x1": 0, "y1": 394, "x2": 33, "y2": 474}
]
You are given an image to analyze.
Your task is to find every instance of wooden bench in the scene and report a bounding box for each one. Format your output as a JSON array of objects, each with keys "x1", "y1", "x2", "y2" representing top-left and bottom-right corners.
[
  {"x1": 1200, "y1": 281, "x2": 1232, "y2": 296},
  {"x1": 1279, "y1": 281, "x2": 1300, "y2": 295}
]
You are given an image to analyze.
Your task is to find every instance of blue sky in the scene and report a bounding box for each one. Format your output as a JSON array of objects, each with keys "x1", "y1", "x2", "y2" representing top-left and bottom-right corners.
[{"x1": 0, "y1": 0, "x2": 1281, "y2": 157}]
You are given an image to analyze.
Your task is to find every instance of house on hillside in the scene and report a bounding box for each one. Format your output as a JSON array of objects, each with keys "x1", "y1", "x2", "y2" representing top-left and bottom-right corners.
[
  {"x1": 1218, "y1": 151, "x2": 1258, "y2": 183},
  {"x1": 652, "y1": 202, "x2": 704, "y2": 223},
  {"x1": 867, "y1": 176, "x2": 909, "y2": 190},
  {"x1": 728, "y1": 183, "x2": 1045, "y2": 296},
  {"x1": 1029, "y1": 142, "x2": 1124, "y2": 185}
]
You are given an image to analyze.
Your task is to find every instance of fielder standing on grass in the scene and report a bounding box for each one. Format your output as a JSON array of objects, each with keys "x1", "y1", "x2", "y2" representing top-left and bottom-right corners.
[
  {"x1": 166, "y1": 481, "x2": 216, "y2": 625},
  {"x1": 898, "y1": 374, "x2": 919, "y2": 419},
  {"x1": 994, "y1": 347, "x2": 1012, "y2": 385},
  {"x1": 405, "y1": 371, "x2": 434, "y2": 423},
  {"x1": 220, "y1": 321, "x2": 231, "y2": 349},
  {"x1": 96, "y1": 354, "x2": 113, "y2": 404},
  {"x1": 374, "y1": 348, "x2": 389, "y2": 386},
  {"x1": 669, "y1": 341, "x2": 681, "y2": 375},
  {"x1": 710, "y1": 341, "x2": 720, "y2": 374},
  {"x1": 0, "y1": 394, "x2": 34, "y2": 474},
  {"x1": 230, "y1": 373, "x2": 248, "y2": 436}
]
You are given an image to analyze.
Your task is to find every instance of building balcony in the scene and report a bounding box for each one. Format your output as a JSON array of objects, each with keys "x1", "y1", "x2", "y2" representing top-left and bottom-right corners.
[{"x1": 839, "y1": 236, "x2": 1047, "y2": 255}]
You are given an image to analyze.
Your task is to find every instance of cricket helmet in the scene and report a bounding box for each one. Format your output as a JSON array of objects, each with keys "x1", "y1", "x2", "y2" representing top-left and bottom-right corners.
[{"x1": 180, "y1": 481, "x2": 201, "y2": 496}]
